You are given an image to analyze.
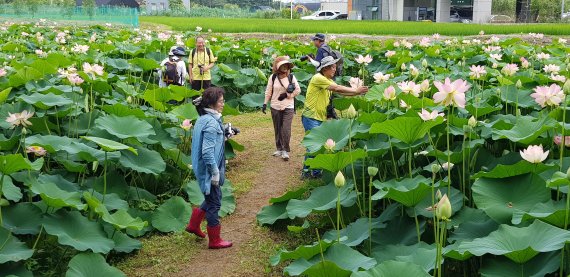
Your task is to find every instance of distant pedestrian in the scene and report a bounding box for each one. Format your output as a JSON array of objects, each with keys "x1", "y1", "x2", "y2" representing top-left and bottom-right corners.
[
  {"x1": 158, "y1": 46, "x2": 188, "y2": 88},
  {"x1": 189, "y1": 36, "x2": 216, "y2": 91}
]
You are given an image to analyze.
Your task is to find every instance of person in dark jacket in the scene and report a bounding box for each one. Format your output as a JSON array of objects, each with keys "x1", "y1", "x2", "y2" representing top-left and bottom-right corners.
[{"x1": 185, "y1": 87, "x2": 232, "y2": 249}]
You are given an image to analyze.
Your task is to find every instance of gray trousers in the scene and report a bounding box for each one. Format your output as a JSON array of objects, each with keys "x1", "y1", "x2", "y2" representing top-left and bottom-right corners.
[{"x1": 271, "y1": 108, "x2": 294, "y2": 152}]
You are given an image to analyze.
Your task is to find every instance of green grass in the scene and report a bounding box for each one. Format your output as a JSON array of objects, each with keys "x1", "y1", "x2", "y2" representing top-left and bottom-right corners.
[{"x1": 141, "y1": 16, "x2": 570, "y2": 35}]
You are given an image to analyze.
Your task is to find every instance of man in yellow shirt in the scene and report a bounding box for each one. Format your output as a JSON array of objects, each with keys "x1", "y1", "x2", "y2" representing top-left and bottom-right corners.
[
  {"x1": 301, "y1": 56, "x2": 369, "y2": 178},
  {"x1": 189, "y1": 36, "x2": 216, "y2": 91}
]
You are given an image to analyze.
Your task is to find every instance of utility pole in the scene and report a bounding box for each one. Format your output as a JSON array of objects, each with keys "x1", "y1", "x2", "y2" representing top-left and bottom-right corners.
[
  {"x1": 562, "y1": 0, "x2": 566, "y2": 20},
  {"x1": 290, "y1": 0, "x2": 293, "y2": 19}
]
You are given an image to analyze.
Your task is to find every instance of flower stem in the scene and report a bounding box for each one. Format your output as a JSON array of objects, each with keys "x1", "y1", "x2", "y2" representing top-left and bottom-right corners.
[
  {"x1": 102, "y1": 151, "x2": 108, "y2": 203},
  {"x1": 336, "y1": 188, "x2": 341, "y2": 242},
  {"x1": 559, "y1": 96, "x2": 567, "y2": 201}
]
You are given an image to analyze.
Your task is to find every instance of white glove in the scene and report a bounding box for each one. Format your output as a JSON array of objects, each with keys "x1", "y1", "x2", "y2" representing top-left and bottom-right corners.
[
  {"x1": 309, "y1": 57, "x2": 320, "y2": 67},
  {"x1": 211, "y1": 174, "x2": 220, "y2": 186}
]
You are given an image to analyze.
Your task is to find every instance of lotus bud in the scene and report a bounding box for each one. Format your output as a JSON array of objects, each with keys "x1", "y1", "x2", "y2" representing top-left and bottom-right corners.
[
  {"x1": 180, "y1": 119, "x2": 192, "y2": 131},
  {"x1": 435, "y1": 189, "x2": 442, "y2": 200},
  {"x1": 324, "y1": 139, "x2": 336, "y2": 152},
  {"x1": 420, "y1": 80, "x2": 430, "y2": 92},
  {"x1": 127, "y1": 96, "x2": 133, "y2": 104},
  {"x1": 435, "y1": 49, "x2": 440, "y2": 55},
  {"x1": 422, "y1": 59, "x2": 428, "y2": 68},
  {"x1": 334, "y1": 171, "x2": 346, "y2": 188},
  {"x1": 401, "y1": 63, "x2": 407, "y2": 71},
  {"x1": 368, "y1": 166, "x2": 379, "y2": 177},
  {"x1": 468, "y1": 116, "x2": 477, "y2": 128},
  {"x1": 442, "y1": 162, "x2": 454, "y2": 171},
  {"x1": 435, "y1": 194, "x2": 452, "y2": 220},
  {"x1": 345, "y1": 104, "x2": 357, "y2": 119},
  {"x1": 563, "y1": 80, "x2": 570, "y2": 95},
  {"x1": 516, "y1": 80, "x2": 523, "y2": 89},
  {"x1": 92, "y1": 161, "x2": 99, "y2": 172},
  {"x1": 431, "y1": 164, "x2": 442, "y2": 173},
  {"x1": 22, "y1": 128, "x2": 27, "y2": 135},
  {"x1": 492, "y1": 63, "x2": 498, "y2": 69}
]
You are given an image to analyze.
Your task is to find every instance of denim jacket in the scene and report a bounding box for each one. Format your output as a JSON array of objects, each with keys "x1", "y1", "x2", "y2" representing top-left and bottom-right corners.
[{"x1": 191, "y1": 111, "x2": 226, "y2": 195}]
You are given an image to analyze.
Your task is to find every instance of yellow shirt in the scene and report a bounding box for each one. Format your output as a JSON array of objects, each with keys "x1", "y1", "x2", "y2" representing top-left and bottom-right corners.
[
  {"x1": 302, "y1": 73, "x2": 336, "y2": 122},
  {"x1": 190, "y1": 48, "x2": 215, "y2": 81}
]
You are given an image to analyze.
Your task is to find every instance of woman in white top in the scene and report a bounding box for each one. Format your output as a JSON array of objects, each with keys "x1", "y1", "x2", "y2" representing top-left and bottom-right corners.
[
  {"x1": 262, "y1": 56, "x2": 301, "y2": 161},
  {"x1": 158, "y1": 46, "x2": 189, "y2": 88}
]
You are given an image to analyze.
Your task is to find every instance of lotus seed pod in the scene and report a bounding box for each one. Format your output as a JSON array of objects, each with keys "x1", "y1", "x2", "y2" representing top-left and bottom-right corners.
[
  {"x1": 334, "y1": 171, "x2": 346, "y2": 188},
  {"x1": 368, "y1": 166, "x2": 379, "y2": 177}
]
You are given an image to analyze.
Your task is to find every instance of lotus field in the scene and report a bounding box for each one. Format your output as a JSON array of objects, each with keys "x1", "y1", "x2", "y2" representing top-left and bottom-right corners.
[{"x1": 0, "y1": 20, "x2": 570, "y2": 276}]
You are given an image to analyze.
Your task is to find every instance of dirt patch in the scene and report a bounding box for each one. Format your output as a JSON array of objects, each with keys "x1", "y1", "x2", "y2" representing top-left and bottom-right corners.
[{"x1": 172, "y1": 112, "x2": 306, "y2": 277}]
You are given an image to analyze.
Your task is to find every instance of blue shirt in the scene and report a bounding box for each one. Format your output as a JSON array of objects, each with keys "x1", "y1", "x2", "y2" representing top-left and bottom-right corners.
[
  {"x1": 315, "y1": 44, "x2": 331, "y2": 63},
  {"x1": 191, "y1": 111, "x2": 226, "y2": 195}
]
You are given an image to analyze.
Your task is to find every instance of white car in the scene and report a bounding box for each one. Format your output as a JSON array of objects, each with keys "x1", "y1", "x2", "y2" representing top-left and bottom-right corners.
[{"x1": 301, "y1": 11, "x2": 341, "y2": 20}]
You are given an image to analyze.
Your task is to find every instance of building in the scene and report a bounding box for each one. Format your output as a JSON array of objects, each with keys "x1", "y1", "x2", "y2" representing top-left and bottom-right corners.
[
  {"x1": 76, "y1": 0, "x2": 140, "y2": 8},
  {"x1": 145, "y1": 0, "x2": 190, "y2": 13}
]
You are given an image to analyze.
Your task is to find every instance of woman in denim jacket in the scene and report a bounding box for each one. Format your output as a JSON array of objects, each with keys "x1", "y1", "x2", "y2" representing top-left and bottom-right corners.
[{"x1": 185, "y1": 87, "x2": 232, "y2": 249}]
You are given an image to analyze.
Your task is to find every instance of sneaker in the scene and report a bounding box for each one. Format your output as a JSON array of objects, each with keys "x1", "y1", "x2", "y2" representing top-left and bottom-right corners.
[
  {"x1": 300, "y1": 170, "x2": 311, "y2": 180},
  {"x1": 281, "y1": 151, "x2": 290, "y2": 161},
  {"x1": 272, "y1": 150, "x2": 282, "y2": 157}
]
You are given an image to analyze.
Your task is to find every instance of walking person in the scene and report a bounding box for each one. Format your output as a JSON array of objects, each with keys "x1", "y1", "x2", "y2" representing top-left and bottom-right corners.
[
  {"x1": 301, "y1": 56, "x2": 369, "y2": 179},
  {"x1": 262, "y1": 56, "x2": 301, "y2": 161},
  {"x1": 189, "y1": 36, "x2": 216, "y2": 91},
  {"x1": 158, "y1": 46, "x2": 188, "y2": 88},
  {"x1": 185, "y1": 87, "x2": 233, "y2": 249}
]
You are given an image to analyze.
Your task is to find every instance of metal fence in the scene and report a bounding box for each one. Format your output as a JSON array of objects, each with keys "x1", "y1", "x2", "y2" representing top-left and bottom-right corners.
[{"x1": 0, "y1": 4, "x2": 139, "y2": 27}]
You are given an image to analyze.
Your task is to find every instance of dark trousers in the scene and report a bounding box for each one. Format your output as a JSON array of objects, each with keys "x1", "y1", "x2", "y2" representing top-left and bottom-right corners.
[
  {"x1": 200, "y1": 184, "x2": 221, "y2": 227},
  {"x1": 301, "y1": 116, "x2": 323, "y2": 173},
  {"x1": 271, "y1": 108, "x2": 294, "y2": 152},
  {"x1": 191, "y1": 80, "x2": 212, "y2": 91}
]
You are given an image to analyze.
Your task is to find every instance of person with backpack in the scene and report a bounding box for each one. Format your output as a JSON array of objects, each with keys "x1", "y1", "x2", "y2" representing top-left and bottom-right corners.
[
  {"x1": 301, "y1": 56, "x2": 369, "y2": 179},
  {"x1": 158, "y1": 46, "x2": 188, "y2": 88},
  {"x1": 262, "y1": 56, "x2": 301, "y2": 161},
  {"x1": 189, "y1": 36, "x2": 216, "y2": 91}
]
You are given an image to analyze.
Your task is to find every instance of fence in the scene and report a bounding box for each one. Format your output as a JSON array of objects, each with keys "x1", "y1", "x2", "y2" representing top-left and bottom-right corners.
[{"x1": 0, "y1": 4, "x2": 139, "y2": 27}]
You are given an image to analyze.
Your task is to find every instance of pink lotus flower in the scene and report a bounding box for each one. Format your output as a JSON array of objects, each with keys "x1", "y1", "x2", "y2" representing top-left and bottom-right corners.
[
  {"x1": 400, "y1": 100, "x2": 410, "y2": 109},
  {"x1": 157, "y1": 32, "x2": 171, "y2": 41},
  {"x1": 469, "y1": 65, "x2": 487, "y2": 79},
  {"x1": 501, "y1": 63, "x2": 519, "y2": 76},
  {"x1": 355, "y1": 54, "x2": 373, "y2": 65},
  {"x1": 418, "y1": 109, "x2": 444, "y2": 121},
  {"x1": 383, "y1": 86, "x2": 396, "y2": 100},
  {"x1": 373, "y1": 72, "x2": 390, "y2": 83},
  {"x1": 554, "y1": 136, "x2": 570, "y2": 147},
  {"x1": 520, "y1": 145, "x2": 549, "y2": 163},
  {"x1": 520, "y1": 57, "x2": 530, "y2": 69},
  {"x1": 536, "y1": 52, "x2": 550, "y2": 60},
  {"x1": 543, "y1": 64, "x2": 560, "y2": 74},
  {"x1": 6, "y1": 110, "x2": 34, "y2": 129},
  {"x1": 489, "y1": 53, "x2": 502, "y2": 61},
  {"x1": 419, "y1": 37, "x2": 431, "y2": 47},
  {"x1": 26, "y1": 146, "x2": 47, "y2": 156},
  {"x1": 432, "y1": 33, "x2": 441, "y2": 40},
  {"x1": 67, "y1": 74, "x2": 84, "y2": 86},
  {"x1": 479, "y1": 30, "x2": 485, "y2": 36},
  {"x1": 551, "y1": 74, "x2": 566, "y2": 83},
  {"x1": 83, "y1": 63, "x2": 104, "y2": 76},
  {"x1": 420, "y1": 80, "x2": 430, "y2": 92},
  {"x1": 180, "y1": 119, "x2": 192, "y2": 131},
  {"x1": 409, "y1": 64, "x2": 419, "y2": 77},
  {"x1": 530, "y1": 84, "x2": 564, "y2": 108},
  {"x1": 0, "y1": 68, "x2": 6, "y2": 77},
  {"x1": 349, "y1": 77, "x2": 363, "y2": 89},
  {"x1": 71, "y1": 44, "x2": 89, "y2": 54},
  {"x1": 398, "y1": 81, "x2": 421, "y2": 97},
  {"x1": 385, "y1": 51, "x2": 396, "y2": 58},
  {"x1": 433, "y1": 78, "x2": 470, "y2": 108},
  {"x1": 324, "y1": 139, "x2": 336, "y2": 151}
]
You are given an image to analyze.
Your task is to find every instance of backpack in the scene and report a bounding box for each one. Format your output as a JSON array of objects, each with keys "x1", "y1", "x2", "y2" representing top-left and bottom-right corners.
[
  {"x1": 270, "y1": 73, "x2": 294, "y2": 96},
  {"x1": 191, "y1": 48, "x2": 212, "y2": 64},
  {"x1": 162, "y1": 60, "x2": 181, "y2": 86},
  {"x1": 322, "y1": 45, "x2": 344, "y2": 77}
]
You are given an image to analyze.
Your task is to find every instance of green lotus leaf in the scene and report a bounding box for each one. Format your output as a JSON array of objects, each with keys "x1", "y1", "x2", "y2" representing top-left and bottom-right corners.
[
  {"x1": 269, "y1": 187, "x2": 308, "y2": 204},
  {"x1": 371, "y1": 215, "x2": 426, "y2": 246},
  {"x1": 106, "y1": 58, "x2": 130, "y2": 71},
  {"x1": 19, "y1": 93, "x2": 73, "y2": 110},
  {"x1": 30, "y1": 181, "x2": 86, "y2": 210},
  {"x1": 472, "y1": 174, "x2": 550, "y2": 223},
  {"x1": 43, "y1": 210, "x2": 114, "y2": 254},
  {"x1": 0, "y1": 226, "x2": 34, "y2": 263},
  {"x1": 492, "y1": 115, "x2": 556, "y2": 144},
  {"x1": 233, "y1": 74, "x2": 255, "y2": 89},
  {"x1": 305, "y1": 149, "x2": 367, "y2": 173},
  {"x1": 103, "y1": 225, "x2": 142, "y2": 254},
  {"x1": 241, "y1": 93, "x2": 265, "y2": 108},
  {"x1": 126, "y1": 208, "x2": 154, "y2": 238},
  {"x1": 0, "y1": 87, "x2": 11, "y2": 104},
  {"x1": 2, "y1": 175, "x2": 22, "y2": 202},
  {"x1": 183, "y1": 180, "x2": 236, "y2": 217},
  {"x1": 511, "y1": 200, "x2": 567, "y2": 228},
  {"x1": 119, "y1": 146, "x2": 165, "y2": 175},
  {"x1": 409, "y1": 185, "x2": 463, "y2": 218},
  {"x1": 130, "y1": 57, "x2": 160, "y2": 71},
  {"x1": 26, "y1": 135, "x2": 74, "y2": 153},
  {"x1": 0, "y1": 262, "x2": 33, "y2": 277},
  {"x1": 323, "y1": 217, "x2": 387, "y2": 247},
  {"x1": 371, "y1": 176, "x2": 432, "y2": 207},
  {"x1": 257, "y1": 202, "x2": 289, "y2": 226},
  {"x1": 458, "y1": 220, "x2": 570, "y2": 263},
  {"x1": 151, "y1": 196, "x2": 192, "y2": 233},
  {"x1": 497, "y1": 85, "x2": 538, "y2": 109},
  {"x1": 0, "y1": 154, "x2": 33, "y2": 175},
  {"x1": 370, "y1": 116, "x2": 444, "y2": 145},
  {"x1": 283, "y1": 244, "x2": 376, "y2": 276},
  {"x1": 95, "y1": 115, "x2": 155, "y2": 141},
  {"x1": 0, "y1": 134, "x2": 19, "y2": 151},
  {"x1": 302, "y1": 261, "x2": 352, "y2": 277},
  {"x1": 81, "y1": 136, "x2": 137, "y2": 154},
  {"x1": 143, "y1": 88, "x2": 171, "y2": 111},
  {"x1": 102, "y1": 104, "x2": 147, "y2": 119},
  {"x1": 8, "y1": 67, "x2": 43, "y2": 87},
  {"x1": 170, "y1": 103, "x2": 199, "y2": 121},
  {"x1": 473, "y1": 160, "x2": 555, "y2": 179},
  {"x1": 302, "y1": 119, "x2": 360, "y2": 154},
  {"x1": 270, "y1": 239, "x2": 335, "y2": 267},
  {"x1": 218, "y1": 63, "x2": 238, "y2": 74},
  {"x1": 546, "y1": 171, "x2": 570, "y2": 188},
  {"x1": 66, "y1": 253, "x2": 125, "y2": 277},
  {"x1": 3, "y1": 202, "x2": 43, "y2": 235},
  {"x1": 286, "y1": 182, "x2": 357, "y2": 219},
  {"x1": 256, "y1": 67, "x2": 267, "y2": 81},
  {"x1": 352, "y1": 260, "x2": 430, "y2": 277},
  {"x1": 372, "y1": 242, "x2": 437, "y2": 272},
  {"x1": 169, "y1": 85, "x2": 201, "y2": 100},
  {"x1": 479, "y1": 252, "x2": 560, "y2": 277}
]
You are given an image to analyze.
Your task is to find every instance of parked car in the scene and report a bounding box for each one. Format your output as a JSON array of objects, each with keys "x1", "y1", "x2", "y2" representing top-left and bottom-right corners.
[
  {"x1": 301, "y1": 10, "x2": 341, "y2": 20},
  {"x1": 330, "y1": 13, "x2": 348, "y2": 20},
  {"x1": 450, "y1": 12, "x2": 472, "y2": 23},
  {"x1": 488, "y1": 14, "x2": 515, "y2": 23}
]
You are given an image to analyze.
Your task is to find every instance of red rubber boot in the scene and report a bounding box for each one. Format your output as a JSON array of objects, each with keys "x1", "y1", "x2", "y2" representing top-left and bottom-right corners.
[
  {"x1": 207, "y1": 224, "x2": 233, "y2": 249},
  {"x1": 185, "y1": 208, "x2": 206, "y2": 238}
]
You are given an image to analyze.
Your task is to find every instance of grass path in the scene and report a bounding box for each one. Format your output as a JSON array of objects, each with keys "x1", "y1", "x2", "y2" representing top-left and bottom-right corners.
[{"x1": 118, "y1": 111, "x2": 308, "y2": 276}]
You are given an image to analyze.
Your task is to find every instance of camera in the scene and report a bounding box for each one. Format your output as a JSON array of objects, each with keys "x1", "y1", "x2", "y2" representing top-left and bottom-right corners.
[
  {"x1": 300, "y1": 53, "x2": 314, "y2": 62},
  {"x1": 224, "y1": 123, "x2": 240, "y2": 139},
  {"x1": 198, "y1": 64, "x2": 204, "y2": 75}
]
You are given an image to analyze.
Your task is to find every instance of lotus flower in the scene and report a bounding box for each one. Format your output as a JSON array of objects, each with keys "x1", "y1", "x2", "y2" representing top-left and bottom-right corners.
[
  {"x1": 469, "y1": 65, "x2": 487, "y2": 79},
  {"x1": 418, "y1": 109, "x2": 444, "y2": 121},
  {"x1": 26, "y1": 146, "x2": 47, "y2": 157},
  {"x1": 345, "y1": 104, "x2": 357, "y2": 119},
  {"x1": 419, "y1": 37, "x2": 431, "y2": 47},
  {"x1": 530, "y1": 84, "x2": 564, "y2": 108},
  {"x1": 536, "y1": 52, "x2": 550, "y2": 60},
  {"x1": 71, "y1": 44, "x2": 89, "y2": 54},
  {"x1": 195, "y1": 26, "x2": 203, "y2": 32},
  {"x1": 157, "y1": 32, "x2": 171, "y2": 41},
  {"x1": 442, "y1": 162, "x2": 454, "y2": 171},
  {"x1": 180, "y1": 119, "x2": 192, "y2": 131},
  {"x1": 490, "y1": 53, "x2": 502, "y2": 60},
  {"x1": 468, "y1": 116, "x2": 477, "y2": 128},
  {"x1": 6, "y1": 110, "x2": 34, "y2": 129},
  {"x1": 520, "y1": 145, "x2": 549, "y2": 163},
  {"x1": 0, "y1": 68, "x2": 6, "y2": 77},
  {"x1": 520, "y1": 57, "x2": 530, "y2": 69},
  {"x1": 385, "y1": 50, "x2": 396, "y2": 58},
  {"x1": 334, "y1": 171, "x2": 345, "y2": 188},
  {"x1": 433, "y1": 78, "x2": 470, "y2": 108},
  {"x1": 409, "y1": 64, "x2": 419, "y2": 77},
  {"x1": 435, "y1": 194, "x2": 452, "y2": 220},
  {"x1": 355, "y1": 54, "x2": 373, "y2": 65},
  {"x1": 420, "y1": 80, "x2": 430, "y2": 92},
  {"x1": 383, "y1": 86, "x2": 396, "y2": 101},
  {"x1": 349, "y1": 77, "x2": 363, "y2": 89},
  {"x1": 67, "y1": 74, "x2": 84, "y2": 86},
  {"x1": 432, "y1": 33, "x2": 440, "y2": 40},
  {"x1": 551, "y1": 74, "x2": 566, "y2": 83},
  {"x1": 554, "y1": 136, "x2": 570, "y2": 147},
  {"x1": 543, "y1": 64, "x2": 561, "y2": 74},
  {"x1": 373, "y1": 72, "x2": 390, "y2": 83},
  {"x1": 324, "y1": 139, "x2": 336, "y2": 151},
  {"x1": 398, "y1": 81, "x2": 421, "y2": 97},
  {"x1": 559, "y1": 38, "x2": 567, "y2": 44},
  {"x1": 479, "y1": 30, "x2": 485, "y2": 35},
  {"x1": 501, "y1": 63, "x2": 519, "y2": 76},
  {"x1": 400, "y1": 100, "x2": 410, "y2": 110},
  {"x1": 83, "y1": 63, "x2": 104, "y2": 76}
]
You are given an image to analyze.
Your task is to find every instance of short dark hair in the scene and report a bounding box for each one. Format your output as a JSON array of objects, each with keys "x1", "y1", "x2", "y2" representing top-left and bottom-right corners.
[{"x1": 198, "y1": 87, "x2": 224, "y2": 115}]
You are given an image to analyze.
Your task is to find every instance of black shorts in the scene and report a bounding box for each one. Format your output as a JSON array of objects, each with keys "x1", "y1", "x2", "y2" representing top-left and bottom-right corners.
[{"x1": 191, "y1": 80, "x2": 212, "y2": 91}]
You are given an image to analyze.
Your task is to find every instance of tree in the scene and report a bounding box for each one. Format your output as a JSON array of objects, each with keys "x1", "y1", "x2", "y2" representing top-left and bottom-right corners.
[
  {"x1": 168, "y1": 0, "x2": 184, "y2": 12},
  {"x1": 61, "y1": 0, "x2": 76, "y2": 18}
]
